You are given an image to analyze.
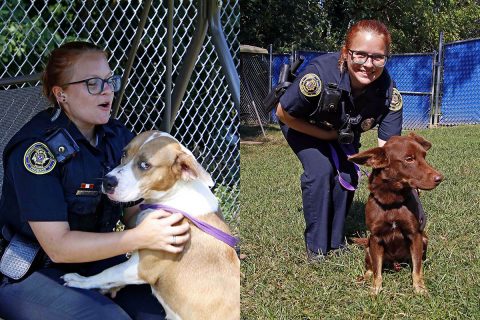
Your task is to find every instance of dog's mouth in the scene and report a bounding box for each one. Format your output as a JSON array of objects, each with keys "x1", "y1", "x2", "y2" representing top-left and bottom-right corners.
[
  {"x1": 409, "y1": 175, "x2": 444, "y2": 190},
  {"x1": 104, "y1": 189, "x2": 142, "y2": 203},
  {"x1": 102, "y1": 181, "x2": 144, "y2": 203}
]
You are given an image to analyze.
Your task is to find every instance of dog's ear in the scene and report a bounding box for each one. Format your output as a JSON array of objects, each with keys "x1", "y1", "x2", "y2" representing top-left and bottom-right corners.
[
  {"x1": 408, "y1": 132, "x2": 431, "y2": 151},
  {"x1": 348, "y1": 147, "x2": 388, "y2": 168},
  {"x1": 175, "y1": 153, "x2": 214, "y2": 187}
]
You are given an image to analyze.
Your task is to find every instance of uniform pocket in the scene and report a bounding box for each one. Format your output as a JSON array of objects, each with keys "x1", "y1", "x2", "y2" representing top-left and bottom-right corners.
[{"x1": 65, "y1": 195, "x2": 101, "y2": 231}]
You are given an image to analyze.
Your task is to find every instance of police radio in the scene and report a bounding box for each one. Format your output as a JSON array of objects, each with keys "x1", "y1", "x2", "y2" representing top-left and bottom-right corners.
[
  {"x1": 308, "y1": 82, "x2": 342, "y2": 128},
  {"x1": 262, "y1": 56, "x2": 305, "y2": 113},
  {"x1": 44, "y1": 128, "x2": 80, "y2": 164},
  {"x1": 337, "y1": 104, "x2": 362, "y2": 145},
  {"x1": 314, "y1": 82, "x2": 361, "y2": 145},
  {"x1": 320, "y1": 83, "x2": 341, "y2": 113}
]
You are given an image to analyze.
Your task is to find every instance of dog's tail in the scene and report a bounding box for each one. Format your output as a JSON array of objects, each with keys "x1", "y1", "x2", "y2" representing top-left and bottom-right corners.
[{"x1": 351, "y1": 237, "x2": 369, "y2": 247}]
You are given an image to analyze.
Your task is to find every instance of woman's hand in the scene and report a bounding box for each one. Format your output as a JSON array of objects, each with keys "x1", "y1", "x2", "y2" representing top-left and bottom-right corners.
[
  {"x1": 133, "y1": 210, "x2": 190, "y2": 253},
  {"x1": 30, "y1": 210, "x2": 189, "y2": 263}
]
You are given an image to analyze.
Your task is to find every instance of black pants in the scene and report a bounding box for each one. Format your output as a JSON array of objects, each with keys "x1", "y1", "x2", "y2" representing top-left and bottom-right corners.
[
  {"x1": 281, "y1": 125, "x2": 358, "y2": 255},
  {"x1": 0, "y1": 267, "x2": 166, "y2": 320}
]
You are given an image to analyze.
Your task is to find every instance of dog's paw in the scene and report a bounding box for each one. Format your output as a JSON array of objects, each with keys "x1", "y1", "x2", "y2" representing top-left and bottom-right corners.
[
  {"x1": 61, "y1": 273, "x2": 93, "y2": 289},
  {"x1": 363, "y1": 270, "x2": 373, "y2": 281},
  {"x1": 370, "y1": 286, "x2": 382, "y2": 295},
  {"x1": 414, "y1": 284, "x2": 428, "y2": 295},
  {"x1": 356, "y1": 270, "x2": 373, "y2": 284},
  {"x1": 413, "y1": 275, "x2": 428, "y2": 295},
  {"x1": 100, "y1": 285, "x2": 126, "y2": 298},
  {"x1": 370, "y1": 275, "x2": 384, "y2": 295}
]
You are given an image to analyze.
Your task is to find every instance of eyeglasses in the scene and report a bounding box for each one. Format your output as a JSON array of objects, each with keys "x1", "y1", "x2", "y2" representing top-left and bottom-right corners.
[
  {"x1": 348, "y1": 50, "x2": 387, "y2": 67},
  {"x1": 63, "y1": 75, "x2": 121, "y2": 95}
]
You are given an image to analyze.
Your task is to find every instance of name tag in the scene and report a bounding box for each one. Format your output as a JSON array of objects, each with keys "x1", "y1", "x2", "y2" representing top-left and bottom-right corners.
[{"x1": 76, "y1": 190, "x2": 99, "y2": 196}]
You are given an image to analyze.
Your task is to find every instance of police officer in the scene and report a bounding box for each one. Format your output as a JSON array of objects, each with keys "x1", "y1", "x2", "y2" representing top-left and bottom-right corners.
[
  {"x1": 276, "y1": 20, "x2": 404, "y2": 262},
  {"x1": 0, "y1": 42, "x2": 190, "y2": 319}
]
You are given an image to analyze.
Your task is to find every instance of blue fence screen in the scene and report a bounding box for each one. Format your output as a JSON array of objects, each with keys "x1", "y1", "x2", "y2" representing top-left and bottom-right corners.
[
  {"x1": 388, "y1": 54, "x2": 435, "y2": 129},
  {"x1": 271, "y1": 54, "x2": 291, "y2": 88},
  {"x1": 440, "y1": 39, "x2": 480, "y2": 125}
]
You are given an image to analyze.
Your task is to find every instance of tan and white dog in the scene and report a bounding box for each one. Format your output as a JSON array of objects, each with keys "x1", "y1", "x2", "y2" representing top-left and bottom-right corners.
[{"x1": 62, "y1": 130, "x2": 240, "y2": 320}]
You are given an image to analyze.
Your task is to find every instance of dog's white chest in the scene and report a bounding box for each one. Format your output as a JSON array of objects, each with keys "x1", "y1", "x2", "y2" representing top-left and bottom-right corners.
[{"x1": 391, "y1": 221, "x2": 397, "y2": 229}]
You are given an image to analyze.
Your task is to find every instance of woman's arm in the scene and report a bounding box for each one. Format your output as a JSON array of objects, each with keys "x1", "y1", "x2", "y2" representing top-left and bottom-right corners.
[
  {"x1": 123, "y1": 203, "x2": 142, "y2": 228},
  {"x1": 276, "y1": 103, "x2": 338, "y2": 141},
  {"x1": 29, "y1": 209, "x2": 190, "y2": 263}
]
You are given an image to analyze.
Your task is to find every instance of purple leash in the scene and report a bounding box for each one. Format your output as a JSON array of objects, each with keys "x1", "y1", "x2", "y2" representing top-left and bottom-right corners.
[
  {"x1": 328, "y1": 143, "x2": 368, "y2": 191},
  {"x1": 139, "y1": 203, "x2": 239, "y2": 248}
]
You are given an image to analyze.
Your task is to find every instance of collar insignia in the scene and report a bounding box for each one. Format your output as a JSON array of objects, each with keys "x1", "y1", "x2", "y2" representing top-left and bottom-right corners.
[{"x1": 23, "y1": 142, "x2": 56, "y2": 175}]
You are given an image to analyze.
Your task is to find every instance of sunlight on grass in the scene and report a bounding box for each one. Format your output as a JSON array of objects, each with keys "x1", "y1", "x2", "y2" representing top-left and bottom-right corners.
[{"x1": 240, "y1": 125, "x2": 480, "y2": 319}]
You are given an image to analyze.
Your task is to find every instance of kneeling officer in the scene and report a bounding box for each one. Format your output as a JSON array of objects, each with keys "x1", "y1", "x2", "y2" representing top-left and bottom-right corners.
[{"x1": 275, "y1": 20, "x2": 404, "y2": 261}]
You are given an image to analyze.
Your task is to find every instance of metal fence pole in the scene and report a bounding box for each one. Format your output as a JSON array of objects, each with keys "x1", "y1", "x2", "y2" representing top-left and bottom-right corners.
[
  {"x1": 207, "y1": 0, "x2": 240, "y2": 111},
  {"x1": 112, "y1": 0, "x2": 153, "y2": 118},
  {"x1": 268, "y1": 44, "x2": 273, "y2": 92},
  {"x1": 0, "y1": 73, "x2": 41, "y2": 87},
  {"x1": 160, "y1": 0, "x2": 174, "y2": 132},
  {"x1": 168, "y1": 0, "x2": 208, "y2": 131},
  {"x1": 433, "y1": 31, "x2": 444, "y2": 127},
  {"x1": 428, "y1": 50, "x2": 437, "y2": 128}
]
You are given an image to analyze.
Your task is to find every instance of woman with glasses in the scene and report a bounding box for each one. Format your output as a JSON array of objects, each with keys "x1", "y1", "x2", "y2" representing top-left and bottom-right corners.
[
  {"x1": 276, "y1": 20, "x2": 404, "y2": 262},
  {"x1": 0, "y1": 42, "x2": 189, "y2": 319}
]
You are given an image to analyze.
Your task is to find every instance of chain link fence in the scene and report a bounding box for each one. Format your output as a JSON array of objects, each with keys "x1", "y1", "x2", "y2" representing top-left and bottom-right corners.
[
  {"x1": 0, "y1": 0, "x2": 240, "y2": 222},
  {"x1": 240, "y1": 51, "x2": 270, "y2": 124},
  {"x1": 439, "y1": 38, "x2": 480, "y2": 125}
]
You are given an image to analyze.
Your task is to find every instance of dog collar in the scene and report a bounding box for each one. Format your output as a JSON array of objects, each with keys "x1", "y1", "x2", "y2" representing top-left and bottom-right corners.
[{"x1": 139, "y1": 203, "x2": 239, "y2": 248}]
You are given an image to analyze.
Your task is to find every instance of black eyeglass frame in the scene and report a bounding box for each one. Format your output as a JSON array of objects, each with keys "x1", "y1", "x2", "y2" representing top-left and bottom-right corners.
[
  {"x1": 62, "y1": 75, "x2": 121, "y2": 95},
  {"x1": 348, "y1": 49, "x2": 388, "y2": 67}
]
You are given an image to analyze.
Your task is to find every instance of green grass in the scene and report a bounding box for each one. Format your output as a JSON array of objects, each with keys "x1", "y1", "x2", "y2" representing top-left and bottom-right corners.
[{"x1": 240, "y1": 125, "x2": 480, "y2": 319}]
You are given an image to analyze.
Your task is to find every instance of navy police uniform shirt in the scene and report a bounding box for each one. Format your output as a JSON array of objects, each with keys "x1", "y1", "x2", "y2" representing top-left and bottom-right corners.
[
  {"x1": 0, "y1": 108, "x2": 135, "y2": 240},
  {"x1": 279, "y1": 52, "x2": 403, "y2": 142}
]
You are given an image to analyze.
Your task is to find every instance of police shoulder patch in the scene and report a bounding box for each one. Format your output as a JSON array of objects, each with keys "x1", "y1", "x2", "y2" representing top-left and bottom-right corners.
[
  {"x1": 23, "y1": 142, "x2": 56, "y2": 175},
  {"x1": 299, "y1": 73, "x2": 322, "y2": 97},
  {"x1": 389, "y1": 88, "x2": 403, "y2": 112}
]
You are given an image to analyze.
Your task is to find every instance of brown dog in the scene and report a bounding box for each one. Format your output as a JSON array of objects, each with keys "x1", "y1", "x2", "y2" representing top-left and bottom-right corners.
[{"x1": 349, "y1": 133, "x2": 443, "y2": 294}]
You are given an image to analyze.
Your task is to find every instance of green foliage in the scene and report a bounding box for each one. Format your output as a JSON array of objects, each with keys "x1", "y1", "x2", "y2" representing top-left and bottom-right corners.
[
  {"x1": 240, "y1": 0, "x2": 333, "y2": 52},
  {"x1": 0, "y1": 1, "x2": 77, "y2": 74},
  {"x1": 240, "y1": 0, "x2": 480, "y2": 53},
  {"x1": 214, "y1": 184, "x2": 239, "y2": 227},
  {"x1": 241, "y1": 125, "x2": 480, "y2": 319}
]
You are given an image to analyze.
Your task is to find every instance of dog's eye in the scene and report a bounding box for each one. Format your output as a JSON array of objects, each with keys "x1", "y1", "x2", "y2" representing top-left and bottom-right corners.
[
  {"x1": 405, "y1": 156, "x2": 415, "y2": 163},
  {"x1": 121, "y1": 151, "x2": 127, "y2": 159},
  {"x1": 139, "y1": 161, "x2": 151, "y2": 171}
]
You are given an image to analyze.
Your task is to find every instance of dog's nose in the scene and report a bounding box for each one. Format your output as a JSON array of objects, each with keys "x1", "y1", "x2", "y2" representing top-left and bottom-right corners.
[
  {"x1": 102, "y1": 175, "x2": 118, "y2": 194},
  {"x1": 434, "y1": 174, "x2": 444, "y2": 184}
]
